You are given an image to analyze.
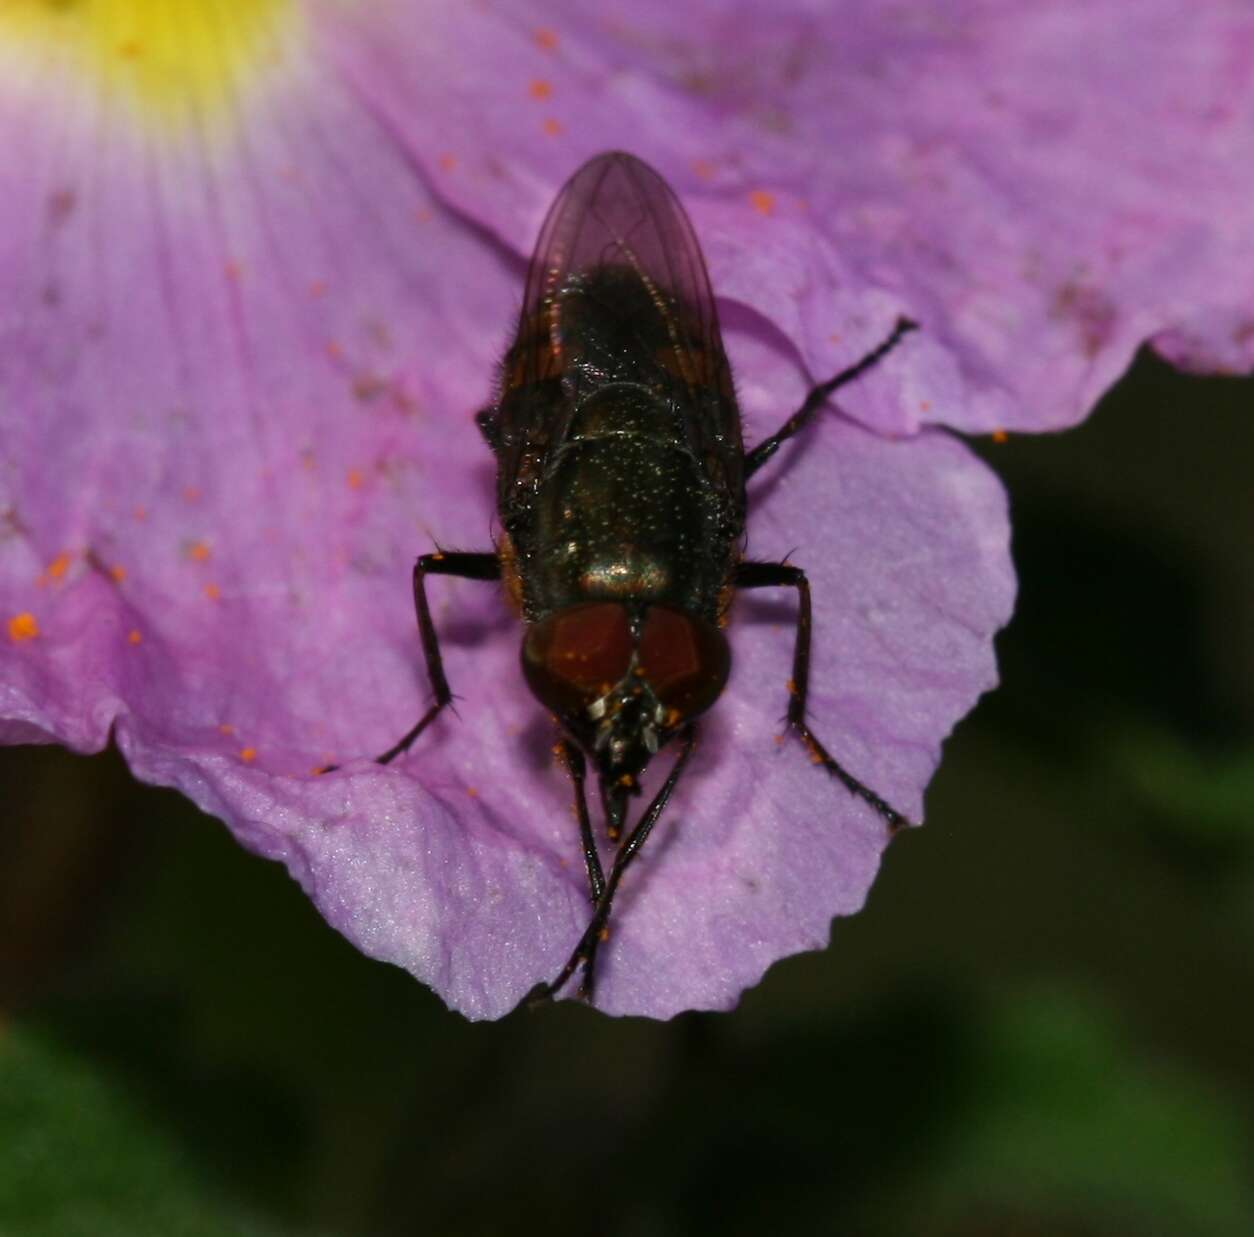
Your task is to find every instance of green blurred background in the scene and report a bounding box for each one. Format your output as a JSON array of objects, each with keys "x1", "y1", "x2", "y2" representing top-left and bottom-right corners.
[{"x1": 3, "y1": 352, "x2": 1252, "y2": 1237}]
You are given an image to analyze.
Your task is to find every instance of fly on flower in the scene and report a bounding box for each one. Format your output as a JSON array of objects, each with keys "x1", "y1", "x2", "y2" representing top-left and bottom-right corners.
[{"x1": 343, "y1": 152, "x2": 916, "y2": 1005}]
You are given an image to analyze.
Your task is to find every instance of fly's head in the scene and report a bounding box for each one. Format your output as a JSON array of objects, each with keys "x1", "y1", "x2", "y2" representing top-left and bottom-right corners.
[{"x1": 521, "y1": 602, "x2": 730, "y2": 782}]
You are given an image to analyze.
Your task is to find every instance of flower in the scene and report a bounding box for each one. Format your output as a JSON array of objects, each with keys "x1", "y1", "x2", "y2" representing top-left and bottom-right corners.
[{"x1": 1, "y1": 1, "x2": 1249, "y2": 1018}]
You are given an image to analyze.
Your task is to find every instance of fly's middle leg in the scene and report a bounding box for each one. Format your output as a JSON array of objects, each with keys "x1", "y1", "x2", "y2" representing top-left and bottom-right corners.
[
  {"x1": 371, "y1": 551, "x2": 502, "y2": 765},
  {"x1": 734, "y1": 560, "x2": 912, "y2": 834},
  {"x1": 316, "y1": 551, "x2": 501, "y2": 773}
]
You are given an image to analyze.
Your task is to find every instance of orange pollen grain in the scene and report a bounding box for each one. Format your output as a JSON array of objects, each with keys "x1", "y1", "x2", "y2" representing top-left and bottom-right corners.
[
  {"x1": 218, "y1": 723, "x2": 236, "y2": 736},
  {"x1": 127, "y1": 628, "x2": 142, "y2": 645},
  {"x1": 188, "y1": 541, "x2": 211, "y2": 562},
  {"x1": 204, "y1": 582, "x2": 221, "y2": 601},
  {"x1": 991, "y1": 429, "x2": 1009, "y2": 443},
  {"x1": 437, "y1": 152, "x2": 457, "y2": 172},
  {"x1": 347, "y1": 468, "x2": 364, "y2": 490},
  {"x1": 325, "y1": 340, "x2": 343, "y2": 361},
  {"x1": 183, "y1": 485, "x2": 201, "y2": 502},
  {"x1": 466, "y1": 786, "x2": 479, "y2": 798},
  {"x1": 45, "y1": 552, "x2": 72, "y2": 581},
  {"x1": 110, "y1": 564, "x2": 127, "y2": 583},
  {"x1": 541, "y1": 117, "x2": 564, "y2": 137},
  {"x1": 240, "y1": 747, "x2": 257, "y2": 763},
  {"x1": 133, "y1": 505, "x2": 148, "y2": 521},
  {"x1": 534, "y1": 27, "x2": 559, "y2": 51},
  {"x1": 224, "y1": 260, "x2": 243, "y2": 282},
  {"x1": 528, "y1": 78, "x2": 553, "y2": 101},
  {"x1": 308, "y1": 279, "x2": 327, "y2": 298},
  {"x1": 748, "y1": 189, "x2": 776, "y2": 216},
  {"x1": 7, "y1": 612, "x2": 39, "y2": 642},
  {"x1": 692, "y1": 158, "x2": 716, "y2": 181}
]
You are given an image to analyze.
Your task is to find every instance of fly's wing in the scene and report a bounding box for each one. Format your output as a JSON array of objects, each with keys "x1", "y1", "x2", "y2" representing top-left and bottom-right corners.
[{"x1": 492, "y1": 152, "x2": 744, "y2": 522}]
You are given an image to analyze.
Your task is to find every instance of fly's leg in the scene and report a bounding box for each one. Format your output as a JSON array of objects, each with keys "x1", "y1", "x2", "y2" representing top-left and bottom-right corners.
[
  {"x1": 734, "y1": 561, "x2": 911, "y2": 833},
  {"x1": 373, "y1": 551, "x2": 501, "y2": 764},
  {"x1": 533, "y1": 727, "x2": 698, "y2": 1006},
  {"x1": 557, "y1": 739, "x2": 606, "y2": 903},
  {"x1": 320, "y1": 551, "x2": 500, "y2": 772},
  {"x1": 744, "y1": 317, "x2": 917, "y2": 479}
]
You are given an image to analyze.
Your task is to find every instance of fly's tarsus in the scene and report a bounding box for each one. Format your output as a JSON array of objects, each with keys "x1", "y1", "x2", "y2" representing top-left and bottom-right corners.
[
  {"x1": 734, "y1": 558, "x2": 914, "y2": 835},
  {"x1": 533, "y1": 727, "x2": 697, "y2": 1006}
]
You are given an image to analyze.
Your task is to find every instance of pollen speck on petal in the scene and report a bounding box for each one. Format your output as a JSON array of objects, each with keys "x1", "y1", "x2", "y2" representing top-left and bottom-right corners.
[
  {"x1": 7, "y1": 612, "x2": 39, "y2": 643},
  {"x1": 748, "y1": 189, "x2": 776, "y2": 216},
  {"x1": 43, "y1": 552, "x2": 72, "y2": 583}
]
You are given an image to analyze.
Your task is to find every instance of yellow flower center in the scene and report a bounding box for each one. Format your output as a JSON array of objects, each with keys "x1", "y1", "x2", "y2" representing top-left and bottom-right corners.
[{"x1": 1, "y1": 0, "x2": 301, "y2": 134}]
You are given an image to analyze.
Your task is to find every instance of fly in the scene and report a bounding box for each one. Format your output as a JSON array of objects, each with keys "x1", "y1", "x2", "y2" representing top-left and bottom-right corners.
[{"x1": 344, "y1": 152, "x2": 916, "y2": 1005}]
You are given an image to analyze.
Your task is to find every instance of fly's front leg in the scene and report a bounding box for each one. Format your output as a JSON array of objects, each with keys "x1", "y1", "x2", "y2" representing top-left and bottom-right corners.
[
  {"x1": 532, "y1": 727, "x2": 698, "y2": 1007},
  {"x1": 744, "y1": 317, "x2": 916, "y2": 479},
  {"x1": 556, "y1": 739, "x2": 606, "y2": 903},
  {"x1": 734, "y1": 561, "x2": 911, "y2": 833}
]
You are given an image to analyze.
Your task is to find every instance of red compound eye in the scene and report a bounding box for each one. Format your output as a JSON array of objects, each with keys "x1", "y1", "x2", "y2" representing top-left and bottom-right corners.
[
  {"x1": 637, "y1": 606, "x2": 730, "y2": 725},
  {"x1": 521, "y1": 603, "x2": 634, "y2": 717}
]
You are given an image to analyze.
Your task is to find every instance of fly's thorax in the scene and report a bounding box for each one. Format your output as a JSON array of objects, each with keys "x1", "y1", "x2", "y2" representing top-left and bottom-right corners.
[
  {"x1": 564, "y1": 382, "x2": 678, "y2": 439},
  {"x1": 520, "y1": 426, "x2": 732, "y2": 615},
  {"x1": 521, "y1": 601, "x2": 730, "y2": 774}
]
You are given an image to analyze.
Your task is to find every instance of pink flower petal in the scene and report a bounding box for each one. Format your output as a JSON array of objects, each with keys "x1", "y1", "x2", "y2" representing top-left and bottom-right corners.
[{"x1": 325, "y1": 0, "x2": 1254, "y2": 431}]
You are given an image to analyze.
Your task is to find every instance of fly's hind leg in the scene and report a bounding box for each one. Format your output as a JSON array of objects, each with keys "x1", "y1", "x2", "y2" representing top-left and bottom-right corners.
[
  {"x1": 734, "y1": 560, "x2": 912, "y2": 834},
  {"x1": 744, "y1": 317, "x2": 916, "y2": 479}
]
